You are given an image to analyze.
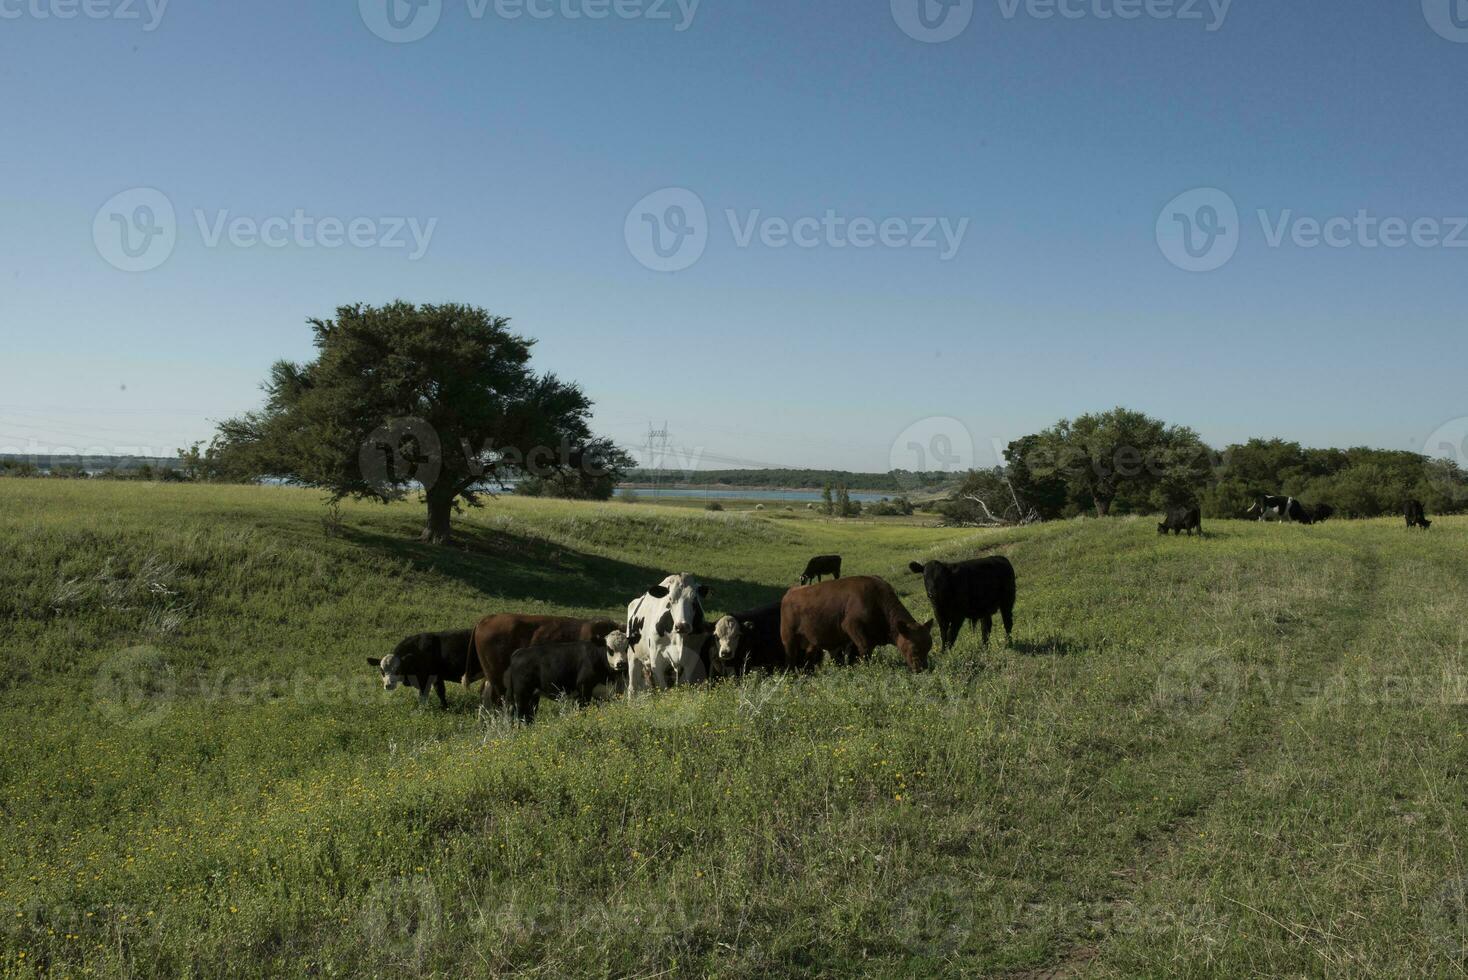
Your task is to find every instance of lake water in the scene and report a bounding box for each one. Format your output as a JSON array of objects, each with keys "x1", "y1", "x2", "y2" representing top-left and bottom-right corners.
[{"x1": 614, "y1": 487, "x2": 893, "y2": 503}]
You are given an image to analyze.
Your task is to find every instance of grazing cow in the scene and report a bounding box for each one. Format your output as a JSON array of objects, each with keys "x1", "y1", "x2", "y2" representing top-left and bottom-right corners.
[
  {"x1": 908, "y1": 556, "x2": 1017, "y2": 651},
  {"x1": 1246, "y1": 494, "x2": 1314, "y2": 525},
  {"x1": 799, "y1": 554, "x2": 843, "y2": 585},
  {"x1": 505, "y1": 631, "x2": 630, "y2": 724},
  {"x1": 469, "y1": 615, "x2": 618, "y2": 706},
  {"x1": 1310, "y1": 503, "x2": 1335, "y2": 524},
  {"x1": 710, "y1": 603, "x2": 786, "y2": 677},
  {"x1": 369, "y1": 629, "x2": 478, "y2": 709},
  {"x1": 780, "y1": 576, "x2": 933, "y2": 672},
  {"x1": 1405, "y1": 499, "x2": 1432, "y2": 530},
  {"x1": 1157, "y1": 506, "x2": 1203, "y2": 537},
  {"x1": 625, "y1": 573, "x2": 713, "y2": 695}
]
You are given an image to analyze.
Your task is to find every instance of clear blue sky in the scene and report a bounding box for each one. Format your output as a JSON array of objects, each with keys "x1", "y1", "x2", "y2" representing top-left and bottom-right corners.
[{"x1": 3, "y1": 0, "x2": 1466, "y2": 472}]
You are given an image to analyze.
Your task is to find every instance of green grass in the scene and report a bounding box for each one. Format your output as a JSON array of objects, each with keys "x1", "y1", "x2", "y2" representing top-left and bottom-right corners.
[{"x1": 1, "y1": 481, "x2": 1464, "y2": 978}]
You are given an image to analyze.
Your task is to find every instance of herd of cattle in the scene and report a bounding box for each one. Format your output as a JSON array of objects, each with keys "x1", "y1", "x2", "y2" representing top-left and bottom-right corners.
[
  {"x1": 369, "y1": 496, "x2": 1441, "y2": 721},
  {"x1": 370, "y1": 555, "x2": 1019, "y2": 723}
]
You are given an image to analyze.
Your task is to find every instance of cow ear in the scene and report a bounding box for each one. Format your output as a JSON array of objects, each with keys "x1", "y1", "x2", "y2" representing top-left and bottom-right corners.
[
  {"x1": 742, "y1": 621, "x2": 755, "y2": 632},
  {"x1": 647, "y1": 586, "x2": 670, "y2": 599},
  {"x1": 697, "y1": 585, "x2": 712, "y2": 598},
  {"x1": 367, "y1": 658, "x2": 381, "y2": 667},
  {"x1": 908, "y1": 562, "x2": 924, "y2": 574}
]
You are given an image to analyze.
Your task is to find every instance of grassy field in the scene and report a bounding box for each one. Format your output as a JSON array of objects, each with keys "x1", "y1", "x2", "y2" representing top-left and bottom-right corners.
[{"x1": 1, "y1": 481, "x2": 1465, "y2": 978}]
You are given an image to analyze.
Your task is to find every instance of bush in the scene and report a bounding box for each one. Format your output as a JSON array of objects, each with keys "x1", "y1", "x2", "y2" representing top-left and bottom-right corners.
[{"x1": 705, "y1": 501, "x2": 724, "y2": 512}]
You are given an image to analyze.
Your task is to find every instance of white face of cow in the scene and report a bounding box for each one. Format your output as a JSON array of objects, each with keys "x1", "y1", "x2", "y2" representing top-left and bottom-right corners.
[
  {"x1": 649, "y1": 573, "x2": 711, "y2": 639},
  {"x1": 604, "y1": 630, "x2": 630, "y2": 671},
  {"x1": 374, "y1": 653, "x2": 404, "y2": 692},
  {"x1": 713, "y1": 615, "x2": 742, "y2": 662}
]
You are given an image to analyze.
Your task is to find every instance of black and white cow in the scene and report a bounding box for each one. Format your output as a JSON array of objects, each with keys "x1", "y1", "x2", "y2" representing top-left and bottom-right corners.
[
  {"x1": 1246, "y1": 494, "x2": 1314, "y2": 524},
  {"x1": 625, "y1": 573, "x2": 713, "y2": 695},
  {"x1": 505, "y1": 631, "x2": 630, "y2": 724},
  {"x1": 710, "y1": 602, "x2": 786, "y2": 677},
  {"x1": 1158, "y1": 506, "x2": 1203, "y2": 537},
  {"x1": 368, "y1": 629, "x2": 478, "y2": 709},
  {"x1": 799, "y1": 555, "x2": 842, "y2": 585},
  {"x1": 1405, "y1": 499, "x2": 1432, "y2": 530},
  {"x1": 908, "y1": 556, "x2": 1016, "y2": 651}
]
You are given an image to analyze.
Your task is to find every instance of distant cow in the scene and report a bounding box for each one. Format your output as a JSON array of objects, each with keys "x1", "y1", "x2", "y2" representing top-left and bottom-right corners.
[
  {"x1": 799, "y1": 555, "x2": 842, "y2": 585},
  {"x1": 1158, "y1": 506, "x2": 1203, "y2": 537},
  {"x1": 1310, "y1": 503, "x2": 1335, "y2": 524},
  {"x1": 780, "y1": 576, "x2": 933, "y2": 672},
  {"x1": 1405, "y1": 499, "x2": 1432, "y2": 530},
  {"x1": 625, "y1": 573, "x2": 713, "y2": 695},
  {"x1": 710, "y1": 602, "x2": 786, "y2": 677},
  {"x1": 1246, "y1": 494, "x2": 1313, "y2": 524},
  {"x1": 506, "y1": 631, "x2": 630, "y2": 724},
  {"x1": 369, "y1": 629, "x2": 478, "y2": 709},
  {"x1": 469, "y1": 615, "x2": 618, "y2": 706},
  {"x1": 908, "y1": 556, "x2": 1016, "y2": 651}
]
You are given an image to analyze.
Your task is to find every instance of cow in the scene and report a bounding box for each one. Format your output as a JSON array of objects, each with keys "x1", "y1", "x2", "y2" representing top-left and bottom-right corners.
[
  {"x1": 468, "y1": 615, "x2": 618, "y2": 706},
  {"x1": 780, "y1": 576, "x2": 933, "y2": 672},
  {"x1": 1246, "y1": 494, "x2": 1314, "y2": 524},
  {"x1": 368, "y1": 629, "x2": 478, "y2": 709},
  {"x1": 1405, "y1": 499, "x2": 1432, "y2": 530},
  {"x1": 1157, "y1": 506, "x2": 1203, "y2": 537},
  {"x1": 907, "y1": 556, "x2": 1016, "y2": 651},
  {"x1": 799, "y1": 554, "x2": 842, "y2": 585},
  {"x1": 1310, "y1": 503, "x2": 1335, "y2": 524},
  {"x1": 505, "y1": 631, "x2": 631, "y2": 724},
  {"x1": 625, "y1": 573, "x2": 713, "y2": 696},
  {"x1": 710, "y1": 602, "x2": 786, "y2": 678}
]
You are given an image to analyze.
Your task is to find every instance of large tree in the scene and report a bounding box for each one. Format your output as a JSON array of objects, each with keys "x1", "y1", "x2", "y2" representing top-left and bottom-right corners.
[
  {"x1": 215, "y1": 302, "x2": 623, "y2": 543},
  {"x1": 1032, "y1": 407, "x2": 1212, "y2": 517}
]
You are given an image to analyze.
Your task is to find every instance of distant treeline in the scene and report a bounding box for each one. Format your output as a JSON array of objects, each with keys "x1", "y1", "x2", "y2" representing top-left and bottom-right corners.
[
  {"x1": 0, "y1": 454, "x2": 188, "y2": 480},
  {"x1": 624, "y1": 469, "x2": 956, "y2": 493}
]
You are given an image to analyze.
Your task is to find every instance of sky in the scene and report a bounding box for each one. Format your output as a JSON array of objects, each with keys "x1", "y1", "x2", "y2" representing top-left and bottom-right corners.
[{"x1": 3, "y1": 0, "x2": 1467, "y2": 474}]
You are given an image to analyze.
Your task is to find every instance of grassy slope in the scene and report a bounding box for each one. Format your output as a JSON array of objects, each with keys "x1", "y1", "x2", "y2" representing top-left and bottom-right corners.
[{"x1": 0, "y1": 482, "x2": 1464, "y2": 978}]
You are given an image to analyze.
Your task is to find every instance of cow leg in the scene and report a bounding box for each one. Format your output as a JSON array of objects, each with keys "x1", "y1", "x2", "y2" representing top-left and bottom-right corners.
[
  {"x1": 980, "y1": 616, "x2": 993, "y2": 646},
  {"x1": 435, "y1": 677, "x2": 448, "y2": 709},
  {"x1": 1000, "y1": 604, "x2": 1014, "y2": 644}
]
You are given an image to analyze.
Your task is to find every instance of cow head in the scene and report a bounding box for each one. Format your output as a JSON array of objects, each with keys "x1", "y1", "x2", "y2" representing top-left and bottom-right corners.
[
  {"x1": 895, "y1": 619, "x2": 934, "y2": 671},
  {"x1": 646, "y1": 573, "x2": 712, "y2": 637},
  {"x1": 604, "y1": 630, "x2": 631, "y2": 672},
  {"x1": 368, "y1": 651, "x2": 408, "y2": 693},
  {"x1": 1157, "y1": 521, "x2": 1169, "y2": 535},
  {"x1": 908, "y1": 559, "x2": 952, "y2": 599},
  {"x1": 712, "y1": 615, "x2": 749, "y2": 663}
]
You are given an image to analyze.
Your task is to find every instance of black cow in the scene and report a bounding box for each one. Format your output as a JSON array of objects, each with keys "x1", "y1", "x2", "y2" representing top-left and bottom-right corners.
[
  {"x1": 800, "y1": 554, "x2": 842, "y2": 585},
  {"x1": 710, "y1": 602, "x2": 786, "y2": 677},
  {"x1": 369, "y1": 629, "x2": 478, "y2": 709},
  {"x1": 908, "y1": 556, "x2": 1016, "y2": 651},
  {"x1": 1405, "y1": 499, "x2": 1432, "y2": 530},
  {"x1": 505, "y1": 632, "x2": 630, "y2": 724},
  {"x1": 1310, "y1": 503, "x2": 1335, "y2": 524},
  {"x1": 1246, "y1": 494, "x2": 1313, "y2": 524},
  {"x1": 1158, "y1": 506, "x2": 1203, "y2": 537}
]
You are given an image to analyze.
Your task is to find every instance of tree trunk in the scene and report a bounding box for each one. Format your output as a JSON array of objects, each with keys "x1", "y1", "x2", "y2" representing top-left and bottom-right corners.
[
  {"x1": 421, "y1": 495, "x2": 454, "y2": 544},
  {"x1": 1094, "y1": 497, "x2": 1113, "y2": 518}
]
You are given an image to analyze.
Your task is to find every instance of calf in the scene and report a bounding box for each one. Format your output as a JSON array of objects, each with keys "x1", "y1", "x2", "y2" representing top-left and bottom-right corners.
[
  {"x1": 710, "y1": 602, "x2": 785, "y2": 677},
  {"x1": 369, "y1": 629, "x2": 478, "y2": 709},
  {"x1": 506, "y1": 631, "x2": 631, "y2": 724},
  {"x1": 799, "y1": 554, "x2": 842, "y2": 585},
  {"x1": 1157, "y1": 506, "x2": 1202, "y2": 537},
  {"x1": 469, "y1": 615, "x2": 618, "y2": 706},
  {"x1": 780, "y1": 576, "x2": 933, "y2": 672},
  {"x1": 908, "y1": 556, "x2": 1017, "y2": 651},
  {"x1": 1405, "y1": 499, "x2": 1432, "y2": 530}
]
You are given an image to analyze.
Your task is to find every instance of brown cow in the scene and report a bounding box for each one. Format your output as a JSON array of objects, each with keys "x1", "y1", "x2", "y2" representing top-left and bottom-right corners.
[
  {"x1": 780, "y1": 576, "x2": 934, "y2": 672},
  {"x1": 467, "y1": 615, "x2": 618, "y2": 705}
]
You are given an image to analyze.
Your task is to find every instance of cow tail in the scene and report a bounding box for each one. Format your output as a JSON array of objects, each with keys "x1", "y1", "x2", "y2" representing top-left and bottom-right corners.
[{"x1": 461, "y1": 630, "x2": 478, "y2": 688}]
